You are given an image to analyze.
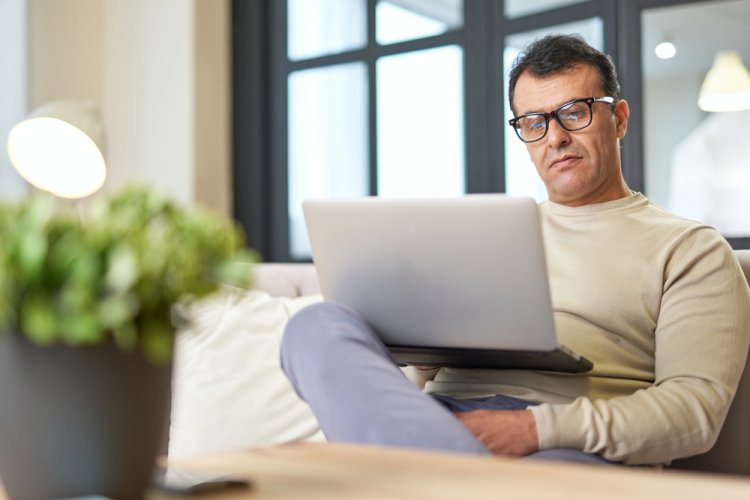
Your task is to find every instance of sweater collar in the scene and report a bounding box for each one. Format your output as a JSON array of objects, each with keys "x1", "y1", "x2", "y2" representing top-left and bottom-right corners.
[{"x1": 541, "y1": 192, "x2": 647, "y2": 216}]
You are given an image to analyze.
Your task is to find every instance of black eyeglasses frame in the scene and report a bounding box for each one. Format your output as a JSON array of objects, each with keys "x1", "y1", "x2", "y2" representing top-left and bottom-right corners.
[{"x1": 508, "y1": 96, "x2": 615, "y2": 143}]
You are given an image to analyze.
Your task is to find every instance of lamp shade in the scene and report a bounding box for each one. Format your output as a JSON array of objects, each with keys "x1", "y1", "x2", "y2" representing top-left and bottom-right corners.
[
  {"x1": 6, "y1": 100, "x2": 106, "y2": 199},
  {"x1": 698, "y1": 51, "x2": 750, "y2": 113}
]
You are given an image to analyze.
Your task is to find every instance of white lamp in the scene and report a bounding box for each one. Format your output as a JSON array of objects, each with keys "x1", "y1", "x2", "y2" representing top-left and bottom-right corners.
[
  {"x1": 698, "y1": 51, "x2": 750, "y2": 113},
  {"x1": 6, "y1": 100, "x2": 106, "y2": 199}
]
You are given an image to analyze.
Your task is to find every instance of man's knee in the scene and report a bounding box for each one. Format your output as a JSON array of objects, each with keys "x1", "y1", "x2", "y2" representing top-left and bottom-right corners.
[
  {"x1": 281, "y1": 302, "x2": 372, "y2": 370},
  {"x1": 284, "y1": 301, "x2": 355, "y2": 346}
]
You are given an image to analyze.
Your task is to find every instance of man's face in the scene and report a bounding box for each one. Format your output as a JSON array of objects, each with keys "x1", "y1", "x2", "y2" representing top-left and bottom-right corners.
[{"x1": 512, "y1": 64, "x2": 630, "y2": 206}]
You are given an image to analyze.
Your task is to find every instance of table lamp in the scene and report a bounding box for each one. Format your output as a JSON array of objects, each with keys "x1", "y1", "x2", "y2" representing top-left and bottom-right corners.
[{"x1": 6, "y1": 99, "x2": 106, "y2": 199}]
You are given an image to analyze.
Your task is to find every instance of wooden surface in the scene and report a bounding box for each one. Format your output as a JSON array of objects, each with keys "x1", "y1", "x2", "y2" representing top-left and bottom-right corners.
[
  {"x1": 3, "y1": 442, "x2": 750, "y2": 499},
  {"x1": 146, "y1": 442, "x2": 750, "y2": 500}
]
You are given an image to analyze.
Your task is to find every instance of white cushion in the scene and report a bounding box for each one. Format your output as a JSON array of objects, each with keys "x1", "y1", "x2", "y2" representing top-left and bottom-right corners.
[
  {"x1": 168, "y1": 288, "x2": 324, "y2": 458},
  {"x1": 251, "y1": 263, "x2": 321, "y2": 297}
]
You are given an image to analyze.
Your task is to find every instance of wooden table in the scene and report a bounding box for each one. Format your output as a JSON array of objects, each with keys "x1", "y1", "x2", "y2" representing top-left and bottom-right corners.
[
  {"x1": 146, "y1": 442, "x2": 750, "y2": 499},
  {"x1": 2, "y1": 442, "x2": 749, "y2": 499}
]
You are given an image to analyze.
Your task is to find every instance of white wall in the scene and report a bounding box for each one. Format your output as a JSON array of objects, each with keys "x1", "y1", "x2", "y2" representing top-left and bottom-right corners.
[
  {"x1": 643, "y1": 73, "x2": 706, "y2": 209},
  {"x1": 19, "y1": 0, "x2": 231, "y2": 215},
  {"x1": 0, "y1": 0, "x2": 28, "y2": 200},
  {"x1": 104, "y1": 0, "x2": 194, "y2": 205},
  {"x1": 27, "y1": 0, "x2": 105, "y2": 109}
]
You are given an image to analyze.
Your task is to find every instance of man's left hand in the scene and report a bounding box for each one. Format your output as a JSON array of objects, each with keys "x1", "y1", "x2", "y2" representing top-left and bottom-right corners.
[{"x1": 454, "y1": 409, "x2": 539, "y2": 457}]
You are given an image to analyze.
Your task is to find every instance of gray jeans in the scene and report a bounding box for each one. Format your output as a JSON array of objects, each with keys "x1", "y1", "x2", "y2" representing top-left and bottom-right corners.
[{"x1": 280, "y1": 301, "x2": 614, "y2": 466}]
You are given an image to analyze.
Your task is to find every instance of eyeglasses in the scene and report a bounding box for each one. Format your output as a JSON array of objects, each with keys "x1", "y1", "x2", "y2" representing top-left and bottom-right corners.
[{"x1": 508, "y1": 96, "x2": 615, "y2": 143}]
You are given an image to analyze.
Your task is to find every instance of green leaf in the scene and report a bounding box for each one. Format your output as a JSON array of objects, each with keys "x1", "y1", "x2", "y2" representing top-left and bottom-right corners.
[
  {"x1": 20, "y1": 294, "x2": 58, "y2": 345},
  {"x1": 112, "y1": 323, "x2": 137, "y2": 352},
  {"x1": 97, "y1": 293, "x2": 139, "y2": 329},
  {"x1": 60, "y1": 283, "x2": 93, "y2": 311},
  {"x1": 16, "y1": 231, "x2": 48, "y2": 278},
  {"x1": 105, "y1": 244, "x2": 138, "y2": 292},
  {"x1": 48, "y1": 232, "x2": 83, "y2": 280},
  {"x1": 141, "y1": 318, "x2": 174, "y2": 365},
  {"x1": 212, "y1": 249, "x2": 260, "y2": 289},
  {"x1": 60, "y1": 312, "x2": 101, "y2": 344},
  {"x1": 69, "y1": 252, "x2": 102, "y2": 288}
]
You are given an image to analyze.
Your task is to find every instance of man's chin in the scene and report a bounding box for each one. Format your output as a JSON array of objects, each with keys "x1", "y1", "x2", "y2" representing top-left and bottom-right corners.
[{"x1": 546, "y1": 182, "x2": 592, "y2": 206}]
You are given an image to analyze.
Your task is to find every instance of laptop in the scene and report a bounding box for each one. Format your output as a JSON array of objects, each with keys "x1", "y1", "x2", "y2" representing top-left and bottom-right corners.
[{"x1": 302, "y1": 195, "x2": 593, "y2": 373}]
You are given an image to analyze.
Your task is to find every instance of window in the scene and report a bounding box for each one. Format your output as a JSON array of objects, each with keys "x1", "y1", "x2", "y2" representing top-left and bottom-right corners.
[
  {"x1": 504, "y1": 0, "x2": 590, "y2": 19},
  {"x1": 376, "y1": 45, "x2": 465, "y2": 198},
  {"x1": 272, "y1": 0, "x2": 471, "y2": 260},
  {"x1": 287, "y1": 0, "x2": 367, "y2": 61},
  {"x1": 377, "y1": 0, "x2": 462, "y2": 45},
  {"x1": 641, "y1": 0, "x2": 750, "y2": 237},
  {"x1": 287, "y1": 62, "x2": 369, "y2": 258}
]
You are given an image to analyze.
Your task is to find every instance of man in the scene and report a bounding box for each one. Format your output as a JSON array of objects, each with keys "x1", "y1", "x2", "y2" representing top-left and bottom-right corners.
[{"x1": 280, "y1": 34, "x2": 750, "y2": 465}]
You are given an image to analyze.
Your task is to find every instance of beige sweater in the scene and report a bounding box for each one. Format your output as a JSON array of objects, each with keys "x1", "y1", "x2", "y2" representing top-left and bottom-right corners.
[{"x1": 422, "y1": 193, "x2": 750, "y2": 465}]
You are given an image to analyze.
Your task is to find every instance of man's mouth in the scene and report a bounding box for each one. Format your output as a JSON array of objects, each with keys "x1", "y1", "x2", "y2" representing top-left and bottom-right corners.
[{"x1": 549, "y1": 154, "x2": 582, "y2": 169}]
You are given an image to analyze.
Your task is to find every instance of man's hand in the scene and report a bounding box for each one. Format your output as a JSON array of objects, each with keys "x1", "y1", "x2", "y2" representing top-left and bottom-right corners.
[{"x1": 454, "y1": 409, "x2": 539, "y2": 457}]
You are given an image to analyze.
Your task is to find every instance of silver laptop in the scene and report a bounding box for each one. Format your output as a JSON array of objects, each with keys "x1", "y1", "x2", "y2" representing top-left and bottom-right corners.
[{"x1": 302, "y1": 195, "x2": 592, "y2": 373}]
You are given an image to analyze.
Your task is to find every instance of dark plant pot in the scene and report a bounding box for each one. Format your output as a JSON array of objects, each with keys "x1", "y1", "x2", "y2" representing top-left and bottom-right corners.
[{"x1": 0, "y1": 332, "x2": 172, "y2": 500}]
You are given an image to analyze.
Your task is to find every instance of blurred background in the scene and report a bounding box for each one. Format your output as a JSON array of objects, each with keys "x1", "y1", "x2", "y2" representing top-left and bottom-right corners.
[{"x1": 2, "y1": 0, "x2": 749, "y2": 261}]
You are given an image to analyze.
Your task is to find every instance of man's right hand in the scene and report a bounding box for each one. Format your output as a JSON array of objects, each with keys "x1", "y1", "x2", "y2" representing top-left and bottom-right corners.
[{"x1": 454, "y1": 409, "x2": 539, "y2": 457}]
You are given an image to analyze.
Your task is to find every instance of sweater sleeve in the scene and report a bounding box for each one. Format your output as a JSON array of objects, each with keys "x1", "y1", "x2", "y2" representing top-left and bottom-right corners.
[{"x1": 530, "y1": 230, "x2": 750, "y2": 464}]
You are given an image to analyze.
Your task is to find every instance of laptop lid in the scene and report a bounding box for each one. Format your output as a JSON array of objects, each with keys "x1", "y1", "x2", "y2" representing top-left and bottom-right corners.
[{"x1": 302, "y1": 195, "x2": 592, "y2": 372}]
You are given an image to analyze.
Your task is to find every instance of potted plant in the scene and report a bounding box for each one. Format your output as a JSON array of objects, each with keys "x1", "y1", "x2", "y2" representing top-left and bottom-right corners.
[{"x1": 0, "y1": 186, "x2": 257, "y2": 500}]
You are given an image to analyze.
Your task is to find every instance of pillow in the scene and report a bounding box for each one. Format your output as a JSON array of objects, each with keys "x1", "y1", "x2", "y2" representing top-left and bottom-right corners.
[{"x1": 168, "y1": 288, "x2": 325, "y2": 458}]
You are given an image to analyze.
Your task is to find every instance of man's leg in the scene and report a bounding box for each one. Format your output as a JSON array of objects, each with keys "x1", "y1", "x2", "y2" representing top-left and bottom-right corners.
[{"x1": 280, "y1": 302, "x2": 489, "y2": 455}]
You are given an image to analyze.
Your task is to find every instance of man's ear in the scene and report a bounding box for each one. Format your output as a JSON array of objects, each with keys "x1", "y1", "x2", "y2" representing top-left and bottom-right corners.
[{"x1": 614, "y1": 99, "x2": 629, "y2": 139}]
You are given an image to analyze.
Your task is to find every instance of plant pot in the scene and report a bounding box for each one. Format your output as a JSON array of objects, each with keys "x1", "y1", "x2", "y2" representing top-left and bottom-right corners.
[{"x1": 0, "y1": 332, "x2": 172, "y2": 500}]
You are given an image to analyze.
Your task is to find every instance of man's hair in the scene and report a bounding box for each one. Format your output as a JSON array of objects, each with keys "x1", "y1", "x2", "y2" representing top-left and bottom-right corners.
[{"x1": 507, "y1": 34, "x2": 622, "y2": 114}]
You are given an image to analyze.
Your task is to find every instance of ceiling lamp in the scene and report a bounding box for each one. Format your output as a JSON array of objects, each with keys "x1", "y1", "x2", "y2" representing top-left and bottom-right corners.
[
  {"x1": 6, "y1": 100, "x2": 106, "y2": 199},
  {"x1": 698, "y1": 51, "x2": 750, "y2": 113},
  {"x1": 654, "y1": 41, "x2": 676, "y2": 60}
]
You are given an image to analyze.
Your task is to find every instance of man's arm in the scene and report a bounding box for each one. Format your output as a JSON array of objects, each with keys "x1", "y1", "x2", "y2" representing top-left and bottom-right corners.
[{"x1": 531, "y1": 231, "x2": 750, "y2": 464}]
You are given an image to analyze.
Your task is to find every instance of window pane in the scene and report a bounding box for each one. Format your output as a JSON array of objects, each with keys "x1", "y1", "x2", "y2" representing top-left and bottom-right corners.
[
  {"x1": 376, "y1": 0, "x2": 462, "y2": 45},
  {"x1": 504, "y1": 0, "x2": 589, "y2": 19},
  {"x1": 287, "y1": 0, "x2": 366, "y2": 61},
  {"x1": 377, "y1": 46, "x2": 465, "y2": 197},
  {"x1": 642, "y1": 0, "x2": 750, "y2": 237},
  {"x1": 288, "y1": 63, "x2": 369, "y2": 259},
  {"x1": 503, "y1": 18, "x2": 603, "y2": 202}
]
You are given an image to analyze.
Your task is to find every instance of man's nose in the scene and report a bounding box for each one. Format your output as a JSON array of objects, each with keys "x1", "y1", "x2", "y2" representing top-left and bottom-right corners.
[{"x1": 546, "y1": 117, "x2": 571, "y2": 148}]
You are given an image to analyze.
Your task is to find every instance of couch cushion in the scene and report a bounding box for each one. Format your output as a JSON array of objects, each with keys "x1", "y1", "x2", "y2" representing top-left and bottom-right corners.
[
  {"x1": 251, "y1": 264, "x2": 321, "y2": 298},
  {"x1": 168, "y1": 288, "x2": 324, "y2": 458}
]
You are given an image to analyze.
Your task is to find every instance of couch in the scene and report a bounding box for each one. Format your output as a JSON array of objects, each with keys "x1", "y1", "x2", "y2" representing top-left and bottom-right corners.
[{"x1": 169, "y1": 250, "x2": 750, "y2": 475}]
